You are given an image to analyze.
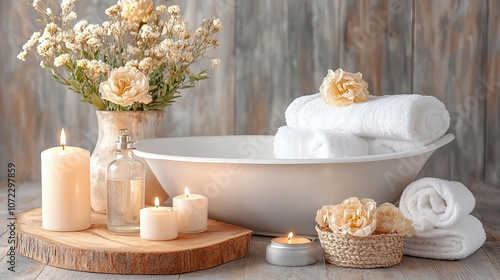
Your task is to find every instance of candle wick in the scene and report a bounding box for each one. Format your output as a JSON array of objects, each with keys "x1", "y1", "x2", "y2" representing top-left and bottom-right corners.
[
  {"x1": 62, "y1": 144, "x2": 65, "y2": 150},
  {"x1": 186, "y1": 194, "x2": 189, "y2": 198},
  {"x1": 156, "y1": 205, "x2": 158, "y2": 208}
]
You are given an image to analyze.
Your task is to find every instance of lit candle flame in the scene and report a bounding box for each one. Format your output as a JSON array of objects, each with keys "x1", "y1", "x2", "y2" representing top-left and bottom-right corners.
[
  {"x1": 185, "y1": 187, "x2": 190, "y2": 198},
  {"x1": 288, "y1": 232, "x2": 293, "y2": 243},
  {"x1": 155, "y1": 197, "x2": 159, "y2": 208},
  {"x1": 60, "y1": 128, "x2": 66, "y2": 150}
]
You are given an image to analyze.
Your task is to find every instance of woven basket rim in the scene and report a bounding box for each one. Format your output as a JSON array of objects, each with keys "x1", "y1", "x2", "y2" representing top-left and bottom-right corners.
[
  {"x1": 315, "y1": 225, "x2": 406, "y2": 239},
  {"x1": 315, "y1": 225, "x2": 405, "y2": 268}
]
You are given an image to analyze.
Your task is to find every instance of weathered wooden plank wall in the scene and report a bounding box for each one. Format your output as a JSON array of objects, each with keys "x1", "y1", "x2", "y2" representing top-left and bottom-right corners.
[
  {"x1": 340, "y1": 0, "x2": 412, "y2": 94},
  {"x1": 167, "y1": 0, "x2": 236, "y2": 137},
  {"x1": 486, "y1": 0, "x2": 500, "y2": 186},
  {"x1": 1, "y1": 0, "x2": 498, "y2": 187},
  {"x1": 413, "y1": 0, "x2": 487, "y2": 183}
]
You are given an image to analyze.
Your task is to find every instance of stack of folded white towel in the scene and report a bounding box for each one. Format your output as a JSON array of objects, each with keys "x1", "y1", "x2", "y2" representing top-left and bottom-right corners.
[
  {"x1": 399, "y1": 177, "x2": 486, "y2": 260},
  {"x1": 274, "y1": 93, "x2": 450, "y2": 159}
]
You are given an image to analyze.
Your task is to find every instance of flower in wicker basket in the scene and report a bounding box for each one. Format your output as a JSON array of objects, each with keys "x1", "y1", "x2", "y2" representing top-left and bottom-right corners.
[{"x1": 315, "y1": 197, "x2": 415, "y2": 268}]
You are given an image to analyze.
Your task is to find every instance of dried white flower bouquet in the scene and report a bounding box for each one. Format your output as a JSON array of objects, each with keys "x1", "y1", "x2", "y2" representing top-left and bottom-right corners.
[{"x1": 18, "y1": 0, "x2": 222, "y2": 111}]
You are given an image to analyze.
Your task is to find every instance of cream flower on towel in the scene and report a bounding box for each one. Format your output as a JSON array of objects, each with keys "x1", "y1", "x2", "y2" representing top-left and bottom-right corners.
[
  {"x1": 329, "y1": 197, "x2": 377, "y2": 237},
  {"x1": 375, "y1": 202, "x2": 415, "y2": 236},
  {"x1": 319, "y1": 68, "x2": 369, "y2": 107}
]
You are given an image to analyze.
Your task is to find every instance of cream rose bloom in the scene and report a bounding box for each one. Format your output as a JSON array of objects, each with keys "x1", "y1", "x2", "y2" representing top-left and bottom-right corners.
[
  {"x1": 329, "y1": 197, "x2": 377, "y2": 237},
  {"x1": 120, "y1": 0, "x2": 154, "y2": 23},
  {"x1": 375, "y1": 203, "x2": 416, "y2": 236},
  {"x1": 99, "y1": 66, "x2": 152, "y2": 106},
  {"x1": 319, "y1": 68, "x2": 369, "y2": 107},
  {"x1": 315, "y1": 205, "x2": 336, "y2": 228}
]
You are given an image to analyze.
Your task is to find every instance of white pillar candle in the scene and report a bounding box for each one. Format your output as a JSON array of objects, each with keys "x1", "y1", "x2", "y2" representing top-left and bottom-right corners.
[
  {"x1": 140, "y1": 197, "x2": 178, "y2": 240},
  {"x1": 172, "y1": 187, "x2": 208, "y2": 233},
  {"x1": 41, "y1": 129, "x2": 91, "y2": 231}
]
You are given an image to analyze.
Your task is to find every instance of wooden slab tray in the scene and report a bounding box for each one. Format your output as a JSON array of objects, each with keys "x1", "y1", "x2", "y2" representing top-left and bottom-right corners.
[{"x1": 15, "y1": 207, "x2": 252, "y2": 274}]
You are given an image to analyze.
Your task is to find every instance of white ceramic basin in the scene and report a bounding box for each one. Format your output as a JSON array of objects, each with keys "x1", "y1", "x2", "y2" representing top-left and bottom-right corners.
[{"x1": 134, "y1": 134, "x2": 454, "y2": 236}]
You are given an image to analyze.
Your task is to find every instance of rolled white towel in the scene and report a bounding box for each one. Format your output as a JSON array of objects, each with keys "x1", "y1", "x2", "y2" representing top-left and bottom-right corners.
[
  {"x1": 399, "y1": 177, "x2": 476, "y2": 233},
  {"x1": 285, "y1": 93, "x2": 450, "y2": 143},
  {"x1": 273, "y1": 126, "x2": 369, "y2": 159},
  {"x1": 367, "y1": 138, "x2": 426, "y2": 155},
  {"x1": 403, "y1": 215, "x2": 486, "y2": 260}
]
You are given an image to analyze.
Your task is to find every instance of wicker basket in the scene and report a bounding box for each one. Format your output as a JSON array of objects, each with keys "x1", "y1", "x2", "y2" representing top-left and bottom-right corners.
[{"x1": 316, "y1": 226, "x2": 404, "y2": 268}]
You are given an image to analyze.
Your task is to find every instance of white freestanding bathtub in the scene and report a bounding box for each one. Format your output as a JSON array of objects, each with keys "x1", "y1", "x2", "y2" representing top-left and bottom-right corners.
[{"x1": 134, "y1": 134, "x2": 454, "y2": 236}]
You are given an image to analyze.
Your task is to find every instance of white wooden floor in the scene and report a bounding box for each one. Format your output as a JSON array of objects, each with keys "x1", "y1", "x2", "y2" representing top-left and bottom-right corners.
[{"x1": 1, "y1": 182, "x2": 499, "y2": 280}]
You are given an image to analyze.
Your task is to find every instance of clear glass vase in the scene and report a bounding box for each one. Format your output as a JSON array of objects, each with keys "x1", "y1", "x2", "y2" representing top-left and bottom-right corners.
[{"x1": 90, "y1": 111, "x2": 167, "y2": 213}]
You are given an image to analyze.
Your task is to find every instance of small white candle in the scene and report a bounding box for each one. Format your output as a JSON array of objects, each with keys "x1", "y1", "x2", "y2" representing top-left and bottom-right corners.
[
  {"x1": 172, "y1": 187, "x2": 208, "y2": 233},
  {"x1": 41, "y1": 128, "x2": 91, "y2": 231},
  {"x1": 266, "y1": 232, "x2": 316, "y2": 266},
  {"x1": 140, "y1": 197, "x2": 178, "y2": 240}
]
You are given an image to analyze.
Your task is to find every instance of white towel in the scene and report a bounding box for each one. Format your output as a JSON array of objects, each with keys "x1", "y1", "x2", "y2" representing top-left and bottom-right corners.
[
  {"x1": 403, "y1": 215, "x2": 486, "y2": 260},
  {"x1": 285, "y1": 93, "x2": 450, "y2": 143},
  {"x1": 273, "y1": 126, "x2": 369, "y2": 159},
  {"x1": 367, "y1": 138, "x2": 426, "y2": 155},
  {"x1": 399, "y1": 177, "x2": 476, "y2": 233}
]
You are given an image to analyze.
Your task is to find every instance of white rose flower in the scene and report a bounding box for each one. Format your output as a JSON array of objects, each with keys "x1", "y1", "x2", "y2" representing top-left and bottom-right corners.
[
  {"x1": 120, "y1": 0, "x2": 154, "y2": 23},
  {"x1": 315, "y1": 205, "x2": 336, "y2": 228},
  {"x1": 329, "y1": 197, "x2": 377, "y2": 237},
  {"x1": 319, "y1": 68, "x2": 369, "y2": 107},
  {"x1": 99, "y1": 66, "x2": 152, "y2": 107},
  {"x1": 375, "y1": 203, "x2": 415, "y2": 237}
]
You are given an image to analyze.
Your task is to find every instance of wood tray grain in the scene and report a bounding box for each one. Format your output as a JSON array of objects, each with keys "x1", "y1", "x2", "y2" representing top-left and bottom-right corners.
[{"x1": 15, "y1": 207, "x2": 252, "y2": 274}]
